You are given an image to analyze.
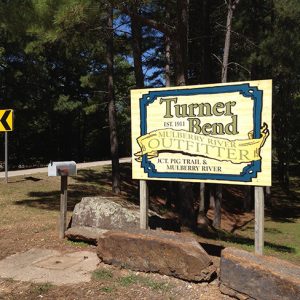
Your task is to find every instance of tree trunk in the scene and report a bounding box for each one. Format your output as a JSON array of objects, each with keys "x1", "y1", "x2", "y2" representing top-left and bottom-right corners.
[
  {"x1": 175, "y1": 0, "x2": 196, "y2": 228},
  {"x1": 131, "y1": 8, "x2": 144, "y2": 88},
  {"x1": 276, "y1": 81, "x2": 290, "y2": 190},
  {"x1": 193, "y1": 0, "x2": 212, "y2": 228},
  {"x1": 265, "y1": 186, "x2": 271, "y2": 208},
  {"x1": 222, "y1": 0, "x2": 235, "y2": 82},
  {"x1": 244, "y1": 186, "x2": 253, "y2": 212},
  {"x1": 197, "y1": 182, "x2": 210, "y2": 227},
  {"x1": 165, "y1": 33, "x2": 171, "y2": 87},
  {"x1": 164, "y1": 6, "x2": 175, "y2": 208},
  {"x1": 130, "y1": 4, "x2": 150, "y2": 217},
  {"x1": 212, "y1": 185, "x2": 222, "y2": 228},
  {"x1": 106, "y1": 3, "x2": 121, "y2": 194},
  {"x1": 201, "y1": 0, "x2": 213, "y2": 83},
  {"x1": 211, "y1": 0, "x2": 239, "y2": 229},
  {"x1": 212, "y1": 0, "x2": 239, "y2": 229},
  {"x1": 174, "y1": 0, "x2": 189, "y2": 86}
]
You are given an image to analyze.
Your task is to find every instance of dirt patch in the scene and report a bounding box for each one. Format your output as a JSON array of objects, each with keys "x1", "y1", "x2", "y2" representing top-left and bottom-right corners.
[
  {"x1": 0, "y1": 171, "x2": 232, "y2": 299},
  {"x1": 0, "y1": 264, "x2": 231, "y2": 300},
  {"x1": 1, "y1": 164, "x2": 300, "y2": 298}
]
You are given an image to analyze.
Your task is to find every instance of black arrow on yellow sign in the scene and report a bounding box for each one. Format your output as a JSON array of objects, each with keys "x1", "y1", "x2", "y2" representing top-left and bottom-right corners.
[{"x1": 0, "y1": 109, "x2": 13, "y2": 131}]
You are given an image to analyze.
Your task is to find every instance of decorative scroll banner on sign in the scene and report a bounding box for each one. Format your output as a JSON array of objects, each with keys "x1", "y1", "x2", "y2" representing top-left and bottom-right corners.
[
  {"x1": 131, "y1": 80, "x2": 272, "y2": 186},
  {"x1": 134, "y1": 124, "x2": 269, "y2": 164}
]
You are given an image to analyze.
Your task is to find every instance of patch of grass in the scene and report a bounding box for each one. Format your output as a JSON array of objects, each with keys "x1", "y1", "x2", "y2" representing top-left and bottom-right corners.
[
  {"x1": 92, "y1": 269, "x2": 114, "y2": 280},
  {"x1": 66, "y1": 240, "x2": 89, "y2": 248},
  {"x1": 140, "y1": 278, "x2": 171, "y2": 292},
  {"x1": 93, "y1": 270, "x2": 171, "y2": 293},
  {"x1": 32, "y1": 282, "x2": 53, "y2": 294},
  {"x1": 216, "y1": 216, "x2": 300, "y2": 263},
  {"x1": 100, "y1": 286, "x2": 114, "y2": 293},
  {"x1": 118, "y1": 274, "x2": 139, "y2": 286},
  {"x1": 118, "y1": 273, "x2": 171, "y2": 292}
]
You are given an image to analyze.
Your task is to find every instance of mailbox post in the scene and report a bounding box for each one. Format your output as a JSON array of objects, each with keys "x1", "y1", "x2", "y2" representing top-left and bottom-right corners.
[
  {"x1": 60, "y1": 175, "x2": 68, "y2": 239},
  {"x1": 48, "y1": 161, "x2": 77, "y2": 239}
]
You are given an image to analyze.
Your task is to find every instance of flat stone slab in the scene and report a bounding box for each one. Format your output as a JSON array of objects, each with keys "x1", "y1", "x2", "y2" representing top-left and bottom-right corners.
[
  {"x1": 34, "y1": 255, "x2": 83, "y2": 270},
  {"x1": 220, "y1": 247, "x2": 300, "y2": 300},
  {"x1": 65, "y1": 226, "x2": 108, "y2": 244},
  {"x1": 0, "y1": 249, "x2": 99, "y2": 285},
  {"x1": 97, "y1": 229, "x2": 216, "y2": 282}
]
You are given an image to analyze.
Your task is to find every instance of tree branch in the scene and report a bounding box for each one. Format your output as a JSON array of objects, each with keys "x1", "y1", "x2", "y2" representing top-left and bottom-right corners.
[
  {"x1": 212, "y1": 53, "x2": 223, "y2": 65},
  {"x1": 228, "y1": 61, "x2": 251, "y2": 75},
  {"x1": 120, "y1": 4, "x2": 175, "y2": 36}
]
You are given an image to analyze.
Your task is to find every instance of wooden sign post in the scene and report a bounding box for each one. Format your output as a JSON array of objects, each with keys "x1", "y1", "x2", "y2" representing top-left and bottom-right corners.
[
  {"x1": 139, "y1": 180, "x2": 149, "y2": 229},
  {"x1": 255, "y1": 186, "x2": 264, "y2": 255},
  {"x1": 131, "y1": 80, "x2": 272, "y2": 248}
]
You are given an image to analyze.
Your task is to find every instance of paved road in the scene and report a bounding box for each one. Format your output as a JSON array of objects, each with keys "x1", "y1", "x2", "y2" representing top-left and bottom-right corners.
[{"x1": 0, "y1": 157, "x2": 131, "y2": 178}]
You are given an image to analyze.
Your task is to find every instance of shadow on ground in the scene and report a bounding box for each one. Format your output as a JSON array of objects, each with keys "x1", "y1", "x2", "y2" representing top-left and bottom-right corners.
[
  {"x1": 14, "y1": 164, "x2": 139, "y2": 212},
  {"x1": 12, "y1": 163, "x2": 300, "y2": 258}
]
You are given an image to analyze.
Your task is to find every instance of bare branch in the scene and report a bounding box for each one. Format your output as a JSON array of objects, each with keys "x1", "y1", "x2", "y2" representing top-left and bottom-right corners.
[
  {"x1": 120, "y1": 4, "x2": 175, "y2": 36},
  {"x1": 216, "y1": 21, "x2": 258, "y2": 49},
  {"x1": 228, "y1": 61, "x2": 251, "y2": 74},
  {"x1": 212, "y1": 53, "x2": 223, "y2": 66}
]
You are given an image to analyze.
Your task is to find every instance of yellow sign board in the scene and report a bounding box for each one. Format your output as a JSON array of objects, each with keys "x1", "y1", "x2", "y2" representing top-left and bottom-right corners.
[
  {"x1": 0, "y1": 109, "x2": 13, "y2": 132},
  {"x1": 131, "y1": 80, "x2": 272, "y2": 186}
]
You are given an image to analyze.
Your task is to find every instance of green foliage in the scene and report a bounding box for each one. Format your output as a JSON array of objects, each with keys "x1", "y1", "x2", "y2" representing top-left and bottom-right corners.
[
  {"x1": 118, "y1": 274, "x2": 139, "y2": 286},
  {"x1": 92, "y1": 269, "x2": 114, "y2": 280},
  {"x1": 100, "y1": 286, "x2": 114, "y2": 293},
  {"x1": 1, "y1": 0, "x2": 300, "y2": 170},
  {"x1": 66, "y1": 240, "x2": 89, "y2": 247},
  {"x1": 0, "y1": 0, "x2": 133, "y2": 164},
  {"x1": 54, "y1": 95, "x2": 82, "y2": 113},
  {"x1": 118, "y1": 273, "x2": 171, "y2": 291},
  {"x1": 32, "y1": 282, "x2": 53, "y2": 294}
]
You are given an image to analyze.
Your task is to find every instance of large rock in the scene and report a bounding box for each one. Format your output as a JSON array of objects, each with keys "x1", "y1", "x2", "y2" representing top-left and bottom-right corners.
[
  {"x1": 220, "y1": 247, "x2": 300, "y2": 300},
  {"x1": 70, "y1": 197, "x2": 140, "y2": 230},
  {"x1": 68, "y1": 197, "x2": 180, "y2": 243},
  {"x1": 97, "y1": 229, "x2": 216, "y2": 282}
]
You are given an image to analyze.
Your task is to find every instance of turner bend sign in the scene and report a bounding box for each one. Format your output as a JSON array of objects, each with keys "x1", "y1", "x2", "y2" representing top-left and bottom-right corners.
[{"x1": 131, "y1": 80, "x2": 272, "y2": 186}]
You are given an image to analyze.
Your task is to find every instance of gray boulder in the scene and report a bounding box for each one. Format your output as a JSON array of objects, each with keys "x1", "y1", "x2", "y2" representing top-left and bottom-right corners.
[
  {"x1": 67, "y1": 197, "x2": 180, "y2": 243},
  {"x1": 70, "y1": 197, "x2": 141, "y2": 230}
]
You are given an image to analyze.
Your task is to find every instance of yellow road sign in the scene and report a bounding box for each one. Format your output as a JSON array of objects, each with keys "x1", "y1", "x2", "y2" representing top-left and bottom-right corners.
[{"x1": 0, "y1": 109, "x2": 13, "y2": 131}]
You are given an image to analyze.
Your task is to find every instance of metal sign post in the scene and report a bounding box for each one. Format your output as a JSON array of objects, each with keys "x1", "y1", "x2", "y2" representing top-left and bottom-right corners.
[
  {"x1": 0, "y1": 109, "x2": 13, "y2": 183},
  {"x1": 4, "y1": 132, "x2": 8, "y2": 183}
]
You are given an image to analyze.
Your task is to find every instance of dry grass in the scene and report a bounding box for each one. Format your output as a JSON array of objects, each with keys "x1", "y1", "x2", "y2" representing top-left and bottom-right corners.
[{"x1": 0, "y1": 163, "x2": 299, "y2": 299}]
